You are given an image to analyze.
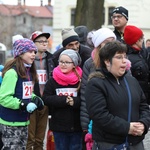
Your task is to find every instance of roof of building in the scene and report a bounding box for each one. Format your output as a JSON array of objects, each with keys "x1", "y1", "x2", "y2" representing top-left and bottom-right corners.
[{"x1": 0, "y1": 4, "x2": 53, "y2": 18}]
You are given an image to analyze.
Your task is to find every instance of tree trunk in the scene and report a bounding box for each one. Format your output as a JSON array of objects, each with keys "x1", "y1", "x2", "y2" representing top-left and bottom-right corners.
[{"x1": 75, "y1": 0, "x2": 104, "y2": 31}]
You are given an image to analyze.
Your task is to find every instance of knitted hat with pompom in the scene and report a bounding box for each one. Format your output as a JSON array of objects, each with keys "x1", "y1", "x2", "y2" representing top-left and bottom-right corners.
[{"x1": 13, "y1": 38, "x2": 38, "y2": 58}]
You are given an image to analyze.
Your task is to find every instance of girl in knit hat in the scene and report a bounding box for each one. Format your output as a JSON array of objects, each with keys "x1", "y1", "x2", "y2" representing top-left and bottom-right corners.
[
  {"x1": 43, "y1": 49, "x2": 83, "y2": 150},
  {"x1": 0, "y1": 38, "x2": 44, "y2": 149},
  {"x1": 26, "y1": 31, "x2": 54, "y2": 150}
]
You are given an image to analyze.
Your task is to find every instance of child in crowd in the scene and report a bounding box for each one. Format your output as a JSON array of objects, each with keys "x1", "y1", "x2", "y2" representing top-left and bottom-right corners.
[
  {"x1": 43, "y1": 49, "x2": 83, "y2": 150},
  {"x1": 0, "y1": 38, "x2": 44, "y2": 149},
  {"x1": 26, "y1": 31, "x2": 54, "y2": 150}
]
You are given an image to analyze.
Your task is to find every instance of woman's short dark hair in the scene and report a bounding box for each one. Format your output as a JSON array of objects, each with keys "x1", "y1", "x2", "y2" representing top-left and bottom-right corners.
[{"x1": 99, "y1": 41, "x2": 127, "y2": 68}]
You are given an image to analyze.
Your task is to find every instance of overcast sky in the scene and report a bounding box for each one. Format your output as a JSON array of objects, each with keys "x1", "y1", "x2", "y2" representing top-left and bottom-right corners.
[{"x1": 0, "y1": 0, "x2": 54, "y2": 6}]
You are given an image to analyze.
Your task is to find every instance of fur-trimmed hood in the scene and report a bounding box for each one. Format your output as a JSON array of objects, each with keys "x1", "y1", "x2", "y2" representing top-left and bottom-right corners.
[{"x1": 88, "y1": 71, "x2": 105, "y2": 81}]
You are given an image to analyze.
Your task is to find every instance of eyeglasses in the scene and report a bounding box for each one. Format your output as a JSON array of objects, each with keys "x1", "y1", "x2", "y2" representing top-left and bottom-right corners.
[
  {"x1": 34, "y1": 40, "x2": 48, "y2": 44},
  {"x1": 113, "y1": 55, "x2": 127, "y2": 60},
  {"x1": 111, "y1": 15, "x2": 123, "y2": 20},
  {"x1": 59, "y1": 61, "x2": 73, "y2": 65}
]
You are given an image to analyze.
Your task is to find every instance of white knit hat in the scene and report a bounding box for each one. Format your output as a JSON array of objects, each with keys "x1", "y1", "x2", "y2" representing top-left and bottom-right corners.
[
  {"x1": 12, "y1": 34, "x2": 24, "y2": 45},
  {"x1": 92, "y1": 28, "x2": 116, "y2": 48}
]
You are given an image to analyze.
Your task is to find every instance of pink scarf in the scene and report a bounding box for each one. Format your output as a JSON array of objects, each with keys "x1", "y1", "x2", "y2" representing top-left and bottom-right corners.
[{"x1": 53, "y1": 66, "x2": 82, "y2": 86}]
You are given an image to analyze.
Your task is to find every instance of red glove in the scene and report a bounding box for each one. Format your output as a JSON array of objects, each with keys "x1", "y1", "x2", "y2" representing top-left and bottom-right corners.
[{"x1": 85, "y1": 133, "x2": 93, "y2": 150}]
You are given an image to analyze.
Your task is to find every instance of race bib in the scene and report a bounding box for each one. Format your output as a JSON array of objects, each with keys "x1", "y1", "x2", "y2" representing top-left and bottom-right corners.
[
  {"x1": 37, "y1": 70, "x2": 47, "y2": 84},
  {"x1": 22, "y1": 81, "x2": 33, "y2": 99},
  {"x1": 56, "y1": 88, "x2": 77, "y2": 97}
]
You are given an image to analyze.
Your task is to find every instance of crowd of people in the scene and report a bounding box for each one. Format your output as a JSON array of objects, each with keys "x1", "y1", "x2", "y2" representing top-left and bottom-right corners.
[{"x1": 0, "y1": 5, "x2": 150, "y2": 150}]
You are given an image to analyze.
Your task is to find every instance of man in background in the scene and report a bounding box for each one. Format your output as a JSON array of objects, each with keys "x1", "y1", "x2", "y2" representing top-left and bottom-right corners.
[
  {"x1": 52, "y1": 28, "x2": 92, "y2": 68},
  {"x1": 111, "y1": 6, "x2": 128, "y2": 43}
]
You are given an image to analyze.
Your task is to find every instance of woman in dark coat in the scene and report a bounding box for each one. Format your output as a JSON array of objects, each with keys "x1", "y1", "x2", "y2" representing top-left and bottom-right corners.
[{"x1": 85, "y1": 41, "x2": 150, "y2": 150}]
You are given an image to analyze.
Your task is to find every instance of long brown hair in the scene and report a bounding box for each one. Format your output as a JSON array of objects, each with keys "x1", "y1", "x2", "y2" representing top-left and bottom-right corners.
[
  {"x1": 2, "y1": 57, "x2": 38, "y2": 83},
  {"x1": 93, "y1": 45, "x2": 101, "y2": 69}
]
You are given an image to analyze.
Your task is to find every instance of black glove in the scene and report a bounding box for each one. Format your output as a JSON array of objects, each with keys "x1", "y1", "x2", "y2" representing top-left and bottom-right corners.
[
  {"x1": 20, "y1": 101, "x2": 28, "y2": 111},
  {"x1": 32, "y1": 96, "x2": 44, "y2": 110},
  {"x1": 20, "y1": 101, "x2": 37, "y2": 113}
]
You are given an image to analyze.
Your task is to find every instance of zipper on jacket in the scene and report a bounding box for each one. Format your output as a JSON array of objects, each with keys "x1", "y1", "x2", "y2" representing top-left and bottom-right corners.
[{"x1": 116, "y1": 78, "x2": 120, "y2": 85}]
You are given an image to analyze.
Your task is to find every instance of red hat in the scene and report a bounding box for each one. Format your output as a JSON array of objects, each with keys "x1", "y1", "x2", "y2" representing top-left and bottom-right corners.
[
  {"x1": 30, "y1": 31, "x2": 50, "y2": 42},
  {"x1": 124, "y1": 25, "x2": 143, "y2": 45}
]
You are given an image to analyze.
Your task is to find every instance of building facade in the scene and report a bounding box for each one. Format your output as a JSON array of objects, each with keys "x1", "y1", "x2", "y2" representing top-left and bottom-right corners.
[
  {"x1": 52, "y1": 0, "x2": 150, "y2": 51},
  {"x1": 0, "y1": 3, "x2": 53, "y2": 50}
]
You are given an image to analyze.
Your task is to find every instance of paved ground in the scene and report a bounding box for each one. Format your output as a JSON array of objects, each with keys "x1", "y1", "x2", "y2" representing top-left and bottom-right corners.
[{"x1": 143, "y1": 129, "x2": 150, "y2": 150}]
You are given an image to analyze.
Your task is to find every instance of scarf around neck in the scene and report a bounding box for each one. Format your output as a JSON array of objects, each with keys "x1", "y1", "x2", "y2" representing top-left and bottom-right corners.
[{"x1": 53, "y1": 66, "x2": 82, "y2": 86}]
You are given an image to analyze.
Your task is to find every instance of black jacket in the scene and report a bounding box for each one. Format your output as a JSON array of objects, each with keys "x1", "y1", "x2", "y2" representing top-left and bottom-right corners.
[
  {"x1": 85, "y1": 69, "x2": 150, "y2": 145},
  {"x1": 42, "y1": 77, "x2": 82, "y2": 132},
  {"x1": 80, "y1": 57, "x2": 96, "y2": 130},
  {"x1": 127, "y1": 46, "x2": 150, "y2": 104},
  {"x1": 113, "y1": 28, "x2": 125, "y2": 43}
]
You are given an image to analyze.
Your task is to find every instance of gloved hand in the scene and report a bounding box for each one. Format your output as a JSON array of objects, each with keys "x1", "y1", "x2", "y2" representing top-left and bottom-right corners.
[
  {"x1": 26, "y1": 102, "x2": 37, "y2": 113},
  {"x1": 85, "y1": 133, "x2": 93, "y2": 150},
  {"x1": 20, "y1": 101, "x2": 37, "y2": 113},
  {"x1": 32, "y1": 96, "x2": 44, "y2": 110}
]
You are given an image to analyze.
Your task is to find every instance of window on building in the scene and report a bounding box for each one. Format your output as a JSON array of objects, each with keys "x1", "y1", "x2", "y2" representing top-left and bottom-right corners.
[
  {"x1": 108, "y1": 7, "x2": 115, "y2": 25},
  {"x1": 23, "y1": 17, "x2": 26, "y2": 24},
  {"x1": 71, "y1": 8, "x2": 75, "y2": 26},
  {"x1": 103, "y1": 7, "x2": 105, "y2": 25}
]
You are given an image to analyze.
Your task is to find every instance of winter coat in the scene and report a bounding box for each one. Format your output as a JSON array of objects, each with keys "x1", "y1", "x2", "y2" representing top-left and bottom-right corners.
[
  {"x1": 85, "y1": 68, "x2": 150, "y2": 145},
  {"x1": 0, "y1": 68, "x2": 36, "y2": 126},
  {"x1": 80, "y1": 57, "x2": 95, "y2": 130},
  {"x1": 42, "y1": 78, "x2": 82, "y2": 132},
  {"x1": 127, "y1": 46, "x2": 150, "y2": 104},
  {"x1": 113, "y1": 28, "x2": 125, "y2": 43}
]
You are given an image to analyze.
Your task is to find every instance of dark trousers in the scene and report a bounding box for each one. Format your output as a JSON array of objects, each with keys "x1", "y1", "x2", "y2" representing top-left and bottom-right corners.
[
  {"x1": 53, "y1": 131, "x2": 82, "y2": 150},
  {"x1": 0, "y1": 134, "x2": 3, "y2": 150}
]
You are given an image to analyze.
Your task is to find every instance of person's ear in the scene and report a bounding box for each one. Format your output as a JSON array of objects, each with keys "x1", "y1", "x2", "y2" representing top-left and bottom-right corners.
[{"x1": 104, "y1": 60, "x2": 110, "y2": 67}]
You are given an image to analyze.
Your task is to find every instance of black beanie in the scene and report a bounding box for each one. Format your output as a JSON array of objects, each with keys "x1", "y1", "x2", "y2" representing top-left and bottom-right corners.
[
  {"x1": 62, "y1": 28, "x2": 79, "y2": 47},
  {"x1": 112, "y1": 6, "x2": 128, "y2": 20}
]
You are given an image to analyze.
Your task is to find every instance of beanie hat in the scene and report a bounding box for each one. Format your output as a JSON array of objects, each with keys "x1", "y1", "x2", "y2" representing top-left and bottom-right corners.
[
  {"x1": 74, "y1": 26, "x2": 88, "y2": 44},
  {"x1": 124, "y1": 25, "x2": 143, "y2": 45},
  {"x1": 30, "y1": 31, "x2": 50, "y2": 42},
  {"x1": 59, "y1": 49, "x2": 82, "y2": 66},
  {"x1": 12, "y1": 34, "x2": 24, "y2": 45},
  {"x1": 87, "y1": 30, "x2": 95, "y2": 48},
  {"x1": 92, "y1": 28, "x2": 116, "y2": 48},
  {"x1": 112, "y1": 6, "x2": 128, "y2": 20},
  {"x1": 62, "y1": 29, "x2": 79, "y2": 47},
  {"x1": 13, "y1": 38, "x2": 38, "y2": 58}
]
